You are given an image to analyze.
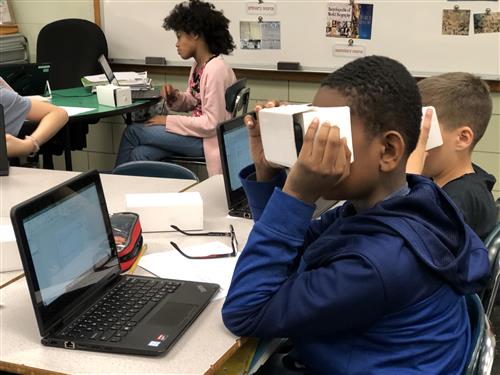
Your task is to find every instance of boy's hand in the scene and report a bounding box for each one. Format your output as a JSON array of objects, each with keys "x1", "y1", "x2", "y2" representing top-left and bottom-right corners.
[
  {"x1": 245, "y1": 100, "x2": 284, "y2": 181},
  {"x1": 406, "y1": 108, "x2": 432, "y2": 174},
  {"x1": 283, "y1": 119, "x2": 351, "y2": 203}
]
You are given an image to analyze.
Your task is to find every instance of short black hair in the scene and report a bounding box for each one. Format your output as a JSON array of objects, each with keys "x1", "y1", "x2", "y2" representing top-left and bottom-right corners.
[
  {"x1": 163, "y1": 0, "x2": 235, "y2": 56},
  {"x1": 321, "y1": 56, "x2": 422, "y2": 155}
]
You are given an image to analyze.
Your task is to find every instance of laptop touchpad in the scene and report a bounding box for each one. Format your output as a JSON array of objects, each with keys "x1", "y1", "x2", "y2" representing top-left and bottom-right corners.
[{"x1": 147, "y1": 303, "x2": 197, "y2": 327}]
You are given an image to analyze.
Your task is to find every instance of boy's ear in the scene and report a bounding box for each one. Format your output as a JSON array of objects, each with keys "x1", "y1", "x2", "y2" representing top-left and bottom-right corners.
[
  {"x1": 379, "y1": 131, "x2": 405, "y2": 172},
  {"x1": 454, "y1": 126, "x2": 474, "y2": 151}
]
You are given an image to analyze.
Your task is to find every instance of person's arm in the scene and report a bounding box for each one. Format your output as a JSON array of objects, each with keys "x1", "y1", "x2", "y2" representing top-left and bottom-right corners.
[
  {"x1": 164, "y1": 61, "x2": 233, "y2": 138},
  {"x1": 6, "y1": 100, "x2": 68, "y2": 157},
  {"x1": 222, "y1": 188, "x2": 386, "y2": 338}
]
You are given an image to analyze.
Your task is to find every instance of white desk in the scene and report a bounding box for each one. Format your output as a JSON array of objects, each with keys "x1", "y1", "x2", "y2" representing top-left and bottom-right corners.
[
  {"x1": 0, "y1": 173, "x2": 254, "y2": 374},
  {"x1": 0, "y1": 167, "x2": 197, "y2": 216}
]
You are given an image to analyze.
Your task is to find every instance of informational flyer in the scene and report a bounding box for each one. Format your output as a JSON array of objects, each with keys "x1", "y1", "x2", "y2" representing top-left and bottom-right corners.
[
  {"x1": 240, "y1": 20, "x2": 281, "y2": 49},
  {"x1": 326, "y1": 3, "x2": 373, "y2": 40}
]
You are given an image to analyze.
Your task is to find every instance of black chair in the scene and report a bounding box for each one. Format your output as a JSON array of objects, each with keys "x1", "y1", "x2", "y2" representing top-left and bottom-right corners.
[
  {"x1": 112, "y1": 160, "x2": 199, "y2": 181},
  {"x1": 35, "y1": 19, "x2": 108, "y2": 169},
  {"x1": 480, "y1": 222, "x2": 500, "y2": 319},
  {"x1": 463, "y1": 293, "x2": 495, "y2": 375},
  {"x1": 161, "y1": 78, "x2": 251, "y2": 173}
]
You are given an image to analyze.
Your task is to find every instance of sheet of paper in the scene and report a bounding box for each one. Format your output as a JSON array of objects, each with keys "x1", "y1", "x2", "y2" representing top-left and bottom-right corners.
[
  {"x1": 138, "y1": 241, "x2": 238, "y2": 300},
  {"x1": 60, "y1": 106, "x2": 95, "y2": 117}
]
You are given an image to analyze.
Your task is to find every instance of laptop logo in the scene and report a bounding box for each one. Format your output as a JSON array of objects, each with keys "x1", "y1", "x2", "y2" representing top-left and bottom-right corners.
[{"x1": 197, "y1": 285, "x2": 207, "y2": 293}]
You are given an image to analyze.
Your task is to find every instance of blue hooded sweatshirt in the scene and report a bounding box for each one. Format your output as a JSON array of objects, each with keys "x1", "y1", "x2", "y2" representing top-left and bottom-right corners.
[{"x1": 222, "y1": 166, "x2": 490, "y2": 374}]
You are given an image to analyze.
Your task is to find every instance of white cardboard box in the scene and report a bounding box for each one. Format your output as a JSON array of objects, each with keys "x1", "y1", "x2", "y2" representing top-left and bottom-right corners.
[
  {"x1": 258, "y1": 105, "x2": 354, "y2": 168},
  {"x1": 0, "y1": 223, "x2": 22, "y2": 272},
  {"x1": 125, "y1": 192, "x2": 203, "y2": 232},
  {"x1": 96, "y1": 84, "x2": 132, "y2": 107}
]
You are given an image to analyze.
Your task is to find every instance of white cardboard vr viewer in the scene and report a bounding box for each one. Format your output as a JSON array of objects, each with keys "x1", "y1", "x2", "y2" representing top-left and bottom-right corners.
[
  {"x1": 422, "y1": 106, "x2": 443, "y2": 151},
  {"x1": 96, "y1": 84, "x2": 132, "y2": 108},
  {"x1": 125, "y1": 192, "x2": 203, "y2": 232},
  {"x1": 258, "y1": 105, "x2": 354, "y2": 168}
]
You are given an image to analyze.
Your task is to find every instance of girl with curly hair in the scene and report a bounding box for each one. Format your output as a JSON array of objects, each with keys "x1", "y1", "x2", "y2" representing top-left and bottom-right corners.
[{"x1": 116, "y1": 0, "x2": 236, "y2": 176}]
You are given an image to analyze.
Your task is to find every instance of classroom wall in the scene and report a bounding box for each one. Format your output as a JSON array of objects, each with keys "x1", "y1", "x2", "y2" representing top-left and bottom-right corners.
[{"x1": 10, "y1": 1, "x2": 500, "y2": 199}]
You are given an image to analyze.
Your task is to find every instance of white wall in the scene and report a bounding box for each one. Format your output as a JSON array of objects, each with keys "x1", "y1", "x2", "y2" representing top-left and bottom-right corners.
[{"x1": 9, "y1": 0, "x2": 500, "y2": 199}]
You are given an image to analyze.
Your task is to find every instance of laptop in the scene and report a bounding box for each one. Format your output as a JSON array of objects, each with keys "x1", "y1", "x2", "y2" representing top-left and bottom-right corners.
[
  {"x1": 217, "y1": 114, "x2": 254, "y2": 219},
  {"x1": 0, "y1": 104, "x2": 9, "y2": 176},
  {"x1": 10, "y1": 170, "x2": 219, "y2": 356},
  {"x1": 97, "y1": 54, "x2": 161, "y2": 101},
  {"x1": 216, "y1": 114, "x2": 337, "y2": 220},
  {"x1": 0, "y1": 63, "x2": 50, "y2": 96}
]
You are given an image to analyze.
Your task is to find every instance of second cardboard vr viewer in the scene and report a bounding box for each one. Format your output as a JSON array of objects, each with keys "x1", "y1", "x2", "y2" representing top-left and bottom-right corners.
[
  {"x1": 258, "y1": 104, "x2": 443, "y2": 168},
  {"x1": 258, "y1": 105, "x2": 354, "y2": 168}
]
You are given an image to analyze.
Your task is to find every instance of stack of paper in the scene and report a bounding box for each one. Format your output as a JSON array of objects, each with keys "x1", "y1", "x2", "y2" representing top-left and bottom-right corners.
[{"x1": 81, "y1": 71, "x2": 152, "y2": 90}]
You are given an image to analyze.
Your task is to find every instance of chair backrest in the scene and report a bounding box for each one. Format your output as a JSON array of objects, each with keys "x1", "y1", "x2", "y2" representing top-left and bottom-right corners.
[
  {"x1": 36, "y1": 19, "x2": 108, "y2": 89},
  {"x1": 481, "y1": 222, "x2": 500, "y2": 318},
  {"x1": 464, "y1": 294, "x2": 486, "y2": 375},
  {"x1": 112, "y1": 161, "x2": 199, "y2": 181},
  {"x1": 225, "y1": 78, "x2": 250, "y2": 118}
]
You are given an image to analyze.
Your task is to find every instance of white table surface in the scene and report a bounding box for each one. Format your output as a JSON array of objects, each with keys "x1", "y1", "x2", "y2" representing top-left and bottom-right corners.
[{"x1": 0, "y1": 173, "x2": 255, "y2": 374}]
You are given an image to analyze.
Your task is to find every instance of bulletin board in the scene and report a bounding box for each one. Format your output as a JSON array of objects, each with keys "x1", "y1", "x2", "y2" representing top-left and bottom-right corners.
[{"x1": 100, "y1": 0, "x2": 500, "y2": 79}]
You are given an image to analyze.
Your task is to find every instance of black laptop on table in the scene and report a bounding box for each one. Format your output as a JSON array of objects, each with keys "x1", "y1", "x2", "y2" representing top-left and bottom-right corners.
[
  {"x1": 10, "y1": 170, "x2": 219, "y2": 356},
  {"x1": 217, "y1": 114, "x2": 254, "y2": 219},
  {"x1": 0, "y1": 63, "x2": 50, "y2": 96},
  {"x1": 97, "y1": 54, "x2": 161, "y2": 101}
]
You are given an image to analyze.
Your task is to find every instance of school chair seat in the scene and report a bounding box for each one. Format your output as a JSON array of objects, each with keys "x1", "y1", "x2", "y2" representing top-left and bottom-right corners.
[
  {"x1": 463, "y1": 293, "x2": 495, "y2": 375},
  {"x1": 112, "y1": 160, "x2": 199, "y2": 181},
  {"x1": 161, "y1": 78, "x2": 250, "y2": 175}
]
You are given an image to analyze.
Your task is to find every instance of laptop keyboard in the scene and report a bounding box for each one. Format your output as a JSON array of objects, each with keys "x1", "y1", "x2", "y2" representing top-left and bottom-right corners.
[{"x1": 59, "y1": 277, "x2": 181, "y2": 343}]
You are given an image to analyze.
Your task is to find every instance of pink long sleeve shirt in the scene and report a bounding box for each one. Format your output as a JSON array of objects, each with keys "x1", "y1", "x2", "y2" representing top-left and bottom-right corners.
[{"x1": 165, "y1": 56, "x2": 236, "y2": 176}]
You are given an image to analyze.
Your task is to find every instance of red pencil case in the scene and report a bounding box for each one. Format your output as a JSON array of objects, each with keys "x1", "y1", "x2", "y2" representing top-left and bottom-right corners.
[{"x1": 110, "y1": 212, "x2": 143, "y2": 272}]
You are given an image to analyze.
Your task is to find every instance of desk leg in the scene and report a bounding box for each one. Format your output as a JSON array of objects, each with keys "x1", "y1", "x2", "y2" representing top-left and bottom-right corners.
[{"x1": 64, "y1": 125, "x2": 73, "y2": 171}]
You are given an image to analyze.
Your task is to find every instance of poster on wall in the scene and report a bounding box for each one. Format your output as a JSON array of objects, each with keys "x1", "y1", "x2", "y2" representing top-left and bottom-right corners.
[
  {"x1": 0, "y1": 0, "x2": 15, "y2": 24},
  {"x1": 240, "y1": 21, "x2": 281, "y2": 49},
  {"x1": 474, "y1": 10, "x2": 500, "y2": 33},
  {"x1": 442, "y1": 8, "x2": 471, "y2": 35},
  {"x1": 326, "y1": 3, "x2": 373, "y2": 40}
]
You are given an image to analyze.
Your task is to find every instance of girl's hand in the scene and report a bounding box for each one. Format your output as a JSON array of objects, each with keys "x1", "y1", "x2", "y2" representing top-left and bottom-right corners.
[
  {"x1": 161, "y1": 84, "x2": 179, "y2": 105},
  {"x1": 145, "y1": 115, "x2": 167, "y2": 126}
]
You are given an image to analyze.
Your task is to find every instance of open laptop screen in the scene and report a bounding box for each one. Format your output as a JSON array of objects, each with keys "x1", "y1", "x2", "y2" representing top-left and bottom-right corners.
[
  {"x1": 223, "y1": 125, "x2": 253, "y2": 192},
  {"x1": 98, "y1": 54, "x2": 117, "y2": 84},
  {"x1": 23, "y1": 183, "x2": 114, "y2": 306},
  {"x1": 11, "y1": 171, "x2": 120, "y2": 335}
]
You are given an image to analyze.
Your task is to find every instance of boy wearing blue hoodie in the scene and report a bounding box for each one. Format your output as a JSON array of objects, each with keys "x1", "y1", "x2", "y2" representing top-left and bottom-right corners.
[{"x1": 221, "y1": 56, "x2": 490, "y2": 374}]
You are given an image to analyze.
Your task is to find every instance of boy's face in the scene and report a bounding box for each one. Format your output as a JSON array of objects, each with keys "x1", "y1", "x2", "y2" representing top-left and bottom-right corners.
[
  {"x1": 421, "y1": 123, "x2": 457, "y2": 178},
  {"x1": 312, "y1": 87, "x2": 386, "y2": 202}
]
